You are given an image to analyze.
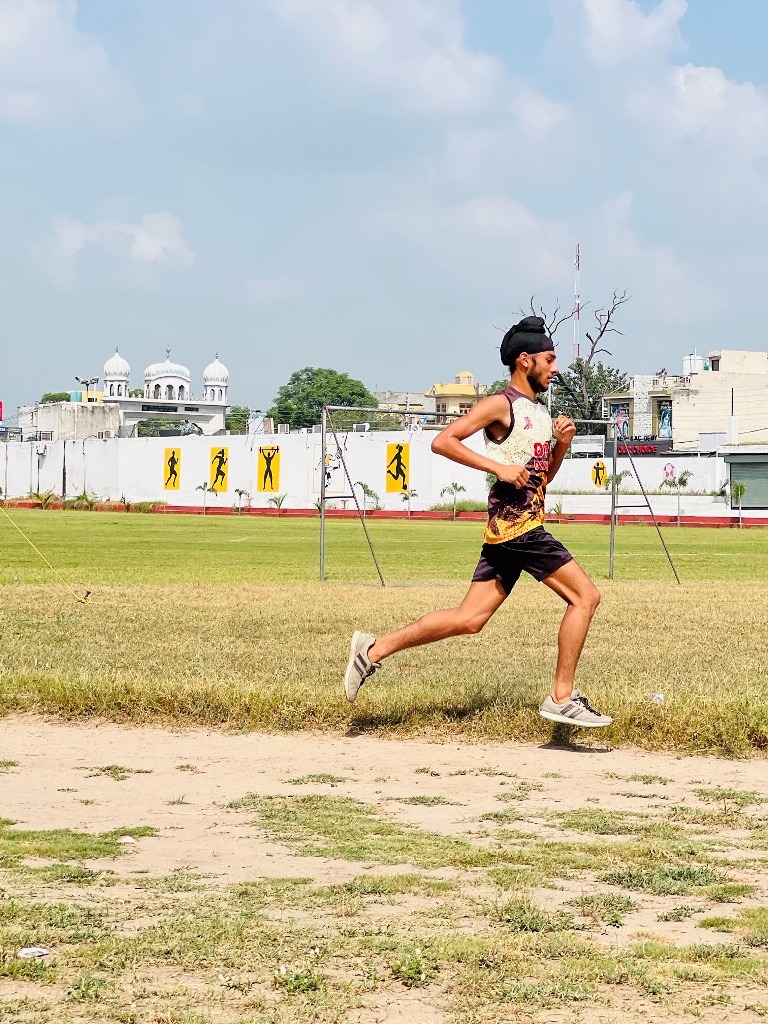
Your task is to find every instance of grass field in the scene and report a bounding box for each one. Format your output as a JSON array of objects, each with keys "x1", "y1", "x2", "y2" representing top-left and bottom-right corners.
[
  {"x1": 1, "y1": 510, "x2": 767, "y2": 755},
  {"x1": 2, "y1": 511, "x2": 768, "y2": 1023},
  {"x1": 3, "y1": 509, "x2": 768, "y2": 584}
]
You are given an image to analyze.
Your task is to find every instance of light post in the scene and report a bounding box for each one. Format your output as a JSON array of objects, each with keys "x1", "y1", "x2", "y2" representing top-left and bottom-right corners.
[{"x1": 75, "y1": 376, "x2": 99, "y2": 403}]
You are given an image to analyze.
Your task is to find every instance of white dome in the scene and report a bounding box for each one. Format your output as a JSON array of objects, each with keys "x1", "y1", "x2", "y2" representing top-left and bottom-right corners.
[
  {"x1": 104, "y1": 348, "x2": 130, "y2": 380},
  {"x1": 203, "y1": 354, "x2": 229, "y2": 384},
  {"x1": 144, "y1": 349, "x2": 191, "y2": 382}
]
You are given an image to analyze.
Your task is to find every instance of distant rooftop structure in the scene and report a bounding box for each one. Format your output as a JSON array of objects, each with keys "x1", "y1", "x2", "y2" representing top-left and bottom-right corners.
[
  {"x1": 425, "y1": 370, "x2": 487, "y2": 417},
  {"x1": 18, "y1": 347, "x2": 233, "y2": 440},
  {"x1": 603, "y1": 348, "x2": 768, "y2": 452}
]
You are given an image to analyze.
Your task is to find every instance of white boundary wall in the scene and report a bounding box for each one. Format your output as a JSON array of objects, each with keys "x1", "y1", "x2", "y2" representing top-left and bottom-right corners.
[{"x1": 0, "y1": 432, "x2": 752, "y2": 516}]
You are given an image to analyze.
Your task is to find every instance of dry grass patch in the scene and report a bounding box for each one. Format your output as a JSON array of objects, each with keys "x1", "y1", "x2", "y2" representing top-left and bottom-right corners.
[{"x1": 0, "y1": 578, "x2": 767, "y2": 754}]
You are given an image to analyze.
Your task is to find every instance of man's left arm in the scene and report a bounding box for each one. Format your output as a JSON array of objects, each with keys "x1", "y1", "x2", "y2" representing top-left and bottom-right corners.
[{"x1": 548, "y1": 415, "x2": 576, "y2": 482}]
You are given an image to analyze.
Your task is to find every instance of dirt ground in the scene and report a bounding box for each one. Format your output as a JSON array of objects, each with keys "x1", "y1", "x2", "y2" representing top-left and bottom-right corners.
[
  {"x1": 3, "y1": 716, "x2": 766, "y2": 887},
  {"x1": 2, "y1": 717, "x2": 768, "y2": 1023}
]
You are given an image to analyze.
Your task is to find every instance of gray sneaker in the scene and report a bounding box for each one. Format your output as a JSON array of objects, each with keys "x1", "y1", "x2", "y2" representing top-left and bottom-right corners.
[
  {"x1": 539, "y1": 690, "x2": 613, "y2": 728},
  {"x1": 343, "y1": 631, "x2": 380, "y2": 703}
]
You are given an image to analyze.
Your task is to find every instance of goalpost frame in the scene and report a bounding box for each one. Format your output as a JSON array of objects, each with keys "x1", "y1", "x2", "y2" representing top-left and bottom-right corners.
[{"x1": 318, "y1": 407, "x2": 680, "y2": 585}]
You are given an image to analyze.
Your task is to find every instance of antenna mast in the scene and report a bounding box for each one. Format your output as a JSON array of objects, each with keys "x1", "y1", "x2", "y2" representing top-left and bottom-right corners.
[{"x1": 573, "y1": 243, "x2": 581, "y2": 364}]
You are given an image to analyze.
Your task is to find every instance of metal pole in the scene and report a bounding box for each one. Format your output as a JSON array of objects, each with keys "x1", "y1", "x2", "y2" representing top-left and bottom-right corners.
[
  {"x1": 319, "y1": 405, "x2": 327, "y2": 580},
  {"x1": 608, "y1": 420, "x2": 619, "y2": 579}
]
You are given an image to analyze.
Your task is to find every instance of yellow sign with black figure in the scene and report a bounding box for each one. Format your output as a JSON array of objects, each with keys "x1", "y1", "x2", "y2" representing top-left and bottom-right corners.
[
  {"x1": 386, "y1": 442, "x2": 410, "y2": 493},
  {"x1": 209, "y1": 447, "x2": 229, "y2": 492},
  {"x1": 257, "y1": 445, "x2": 280, "y2": 492},
  {"x1": 591, "y1": 461, "x2": 608, "y2": 489},
  {"x1": 164, "y1": 448, "x2": 181, "y2": 490}
]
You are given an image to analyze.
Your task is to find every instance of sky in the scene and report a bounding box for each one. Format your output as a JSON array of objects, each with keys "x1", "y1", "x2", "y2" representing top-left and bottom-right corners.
[{"x1": 2, "y1": 0, "x2": 768, "y2": 417}]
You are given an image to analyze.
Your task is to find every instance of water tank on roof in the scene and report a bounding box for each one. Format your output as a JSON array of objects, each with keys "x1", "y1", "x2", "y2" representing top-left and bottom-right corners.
[{"x1": 682, "y1": 353, "x2": 705, "y2": 375}]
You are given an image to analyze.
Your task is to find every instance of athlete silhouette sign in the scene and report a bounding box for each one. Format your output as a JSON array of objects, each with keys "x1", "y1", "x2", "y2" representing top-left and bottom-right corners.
[
  {"x1": 210, "y1": 448, "x2": 228, "y2": 491},
  {"x1": 164, "y1": 449, "x2": 180, "y2": 489},
  {"x1": 258, "y1": 446, "x2": 280, "y2": 492},
  {"x1": 385, "y1": 442, "x2": 410, "y2": 493}
]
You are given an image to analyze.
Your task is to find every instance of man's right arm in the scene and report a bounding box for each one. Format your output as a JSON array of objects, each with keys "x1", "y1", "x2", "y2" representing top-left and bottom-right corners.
[{"x1": 431, "y1": 395, "x2": 530, "y2": 488}]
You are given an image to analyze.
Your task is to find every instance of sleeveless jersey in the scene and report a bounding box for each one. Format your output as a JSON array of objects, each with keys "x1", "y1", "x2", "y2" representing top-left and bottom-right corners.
[{"x1": 483, "y1": 386, "x2": 553, "y2": 544}]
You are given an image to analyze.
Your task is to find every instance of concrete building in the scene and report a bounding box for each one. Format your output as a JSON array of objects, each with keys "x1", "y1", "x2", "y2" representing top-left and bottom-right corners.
[
  {"x1": 604, "y1": 349, "x2": 768, "y2": 452},
  {"x1": 425, "y1": 370, "x2": 487, "y2": 418},
  {"x1": 374, "y1": 390, "x2": 435, "y2": 416},
  {"x1": 19, "y1": 349, "x2": 231, "y2": 440}
]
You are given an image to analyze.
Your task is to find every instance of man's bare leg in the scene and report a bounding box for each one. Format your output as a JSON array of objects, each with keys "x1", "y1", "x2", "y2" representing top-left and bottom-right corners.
[
  {"x1": 541, "y1": 560, "x2": 601, "y2": 703},
  {"x1": 368, "y1": 579, "x2": 507, "y2": 663}
]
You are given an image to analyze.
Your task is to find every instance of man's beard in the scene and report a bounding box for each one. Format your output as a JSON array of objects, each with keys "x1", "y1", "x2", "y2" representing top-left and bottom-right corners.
[{"x1": 526, "y1": 370, "x2": 549, "y2": 395}]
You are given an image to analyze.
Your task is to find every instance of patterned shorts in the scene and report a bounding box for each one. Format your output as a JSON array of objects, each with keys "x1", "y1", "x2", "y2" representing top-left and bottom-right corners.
[{"x1": 471, "y1": 526, "x2": 573, "y2": 595}]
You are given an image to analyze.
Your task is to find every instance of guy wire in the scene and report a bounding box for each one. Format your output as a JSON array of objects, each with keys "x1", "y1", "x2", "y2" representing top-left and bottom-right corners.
[
  {"x1": 326, "y1": 408, "x2": 386, "y2": 587},
  {"x1": 0, "y1": 505, "x2": 92, "y2": 604}
]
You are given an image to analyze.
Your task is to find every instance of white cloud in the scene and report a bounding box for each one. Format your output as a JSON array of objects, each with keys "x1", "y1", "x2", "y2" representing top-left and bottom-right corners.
[
  {"x1": 508, "y1": 91, "x2": 567, "y2": 141},
  {"x1": 0, "y1": 0, "x2": 139, "y2": 127},
  {"x1": 52, "y1": 213, "x2": 194, "y2": 267},
  {"x1": 386, "y1": 193, "x2": 572, "y2": 281},
  {"x1": 266, "y1": 0, "x2": 502, "y2": 113},
  {"x1": 629, "y1": 64, "x2": 768, "y2": 156},
  {"x1": 582, "y1": 0, "x2": 687, "y2": 68}
]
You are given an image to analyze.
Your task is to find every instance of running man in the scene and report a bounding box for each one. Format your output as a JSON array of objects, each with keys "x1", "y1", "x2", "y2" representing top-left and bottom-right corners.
[
  {"x1": 343, "y1": 316, "x2": 612, "y2": 728},
  {"x1": 211, "y1": 448, "x2": 228, "y2": 491},
  {"x1": 165, "y1": 450, "x2": 179, "y2": 487}
]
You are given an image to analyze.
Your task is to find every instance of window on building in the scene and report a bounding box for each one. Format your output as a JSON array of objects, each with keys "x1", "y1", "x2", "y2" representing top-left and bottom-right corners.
[
  {"x1": 153, "y1": 384, "x2": 161, "y2": 399},
  {"x1": 710, "y1": 358, "x2": 720, "y2": 371},
  {"x1": 166, "y1": 385, "x2": 174, "y2": 399},
  {"x1": 109, "y1": 384, "x2": 114, "y2": 396},
  {"x1": 458, "y1": 403, "x2": 473, "y2": 414},
  {"x1": 178, "y1": 385, "x2": 185, "y2": 400}
]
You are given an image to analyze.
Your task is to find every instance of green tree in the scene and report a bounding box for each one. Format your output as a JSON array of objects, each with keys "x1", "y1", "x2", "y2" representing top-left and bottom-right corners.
[
  {"x1": 268, "y1": 493, "x2": 287, "y2": 516},
  {"x1": 728, "y1": 480, "x2": 747, "y2": 528},
  {"x1": 137, "y1": 419, "x2": 201, "y2": 438},
  {"x1": 401, "y1": 488, "x2": 418, "y2": 519},
  {"x1": 268, "y1": 368, "x2": 376, "y2": 430},
  {"x1": 129, "y1": 388, "x2": 144, "y2": 397},
  {"x1": 552, "y1": 359, "x2": 629, "y2": 432},
  {"x1": 604, "y1": 469, "x2": 632, "y2": 493},
  {"x1": 355, "y1": 481, "x2": 380, "y2": 516},
  {"x1": 234, "y1": 488, "x2": 250, "y2": 513},
  {"x1": 225, "y1": 405, "x2": 250, "y2": 434},
  {"x1": 39, "y1": 392, "x2": 71, "y2": 404},
  {"x1": 660, "y1": 469, "x2": 693, "y2": 526},
  {"x1": 441, "y1": 482, "x2": 467, "y2": 520}
]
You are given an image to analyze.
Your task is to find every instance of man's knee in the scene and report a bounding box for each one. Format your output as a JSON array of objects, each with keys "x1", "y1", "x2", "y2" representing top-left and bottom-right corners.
[
  {"x1": 456, "y1": 610, "x2": 491, "y2": 635},
  {"x1": 582, "y1": 584, "x2": 601, "y2": 615}
]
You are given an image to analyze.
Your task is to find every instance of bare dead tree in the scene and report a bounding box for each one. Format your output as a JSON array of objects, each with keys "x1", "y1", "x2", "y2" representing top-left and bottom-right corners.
[
  {"x1": 583, "y1": 289, "x2": 630, "y2": 363},
  {"x1": 521, "y1": 295, "x2": 579, "y2": 342},
  {"x1": 578, "y1": 289, "x2": 630, "y2": 414}
]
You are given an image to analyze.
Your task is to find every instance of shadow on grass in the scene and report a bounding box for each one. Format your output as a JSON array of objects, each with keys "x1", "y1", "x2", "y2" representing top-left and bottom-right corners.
[
  {"x1": 539, "y1": 723, "x2": 613, "y2": 754},
  {"x1": 346, "y1": 691, "x2": 498, "y2": 735}
]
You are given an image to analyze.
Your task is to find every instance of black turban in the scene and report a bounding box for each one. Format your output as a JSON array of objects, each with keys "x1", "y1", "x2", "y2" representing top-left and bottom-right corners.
[{"x1": 500, "y1": 316, "x2": 555, "y2": 367}]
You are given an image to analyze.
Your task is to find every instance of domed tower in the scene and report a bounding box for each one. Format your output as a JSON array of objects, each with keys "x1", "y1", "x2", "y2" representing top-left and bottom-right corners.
[
  {"x1": 143, "y1": 349, "x2": 191, "y2": 401},
  {"x1": 203, "y1": 354, "x2": 229, "y2": 404},
  {"x1": 103, "y1": 348, "x2": 131, "y2": 398}
]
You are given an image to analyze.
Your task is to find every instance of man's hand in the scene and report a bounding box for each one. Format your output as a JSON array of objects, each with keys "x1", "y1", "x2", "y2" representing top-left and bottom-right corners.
[
  {"x1": 552, "y1": 415, "x2": 576, "y2": 449},
  {"x1": 494, "y1": 463, "x2": 530, "y2": 488}
]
